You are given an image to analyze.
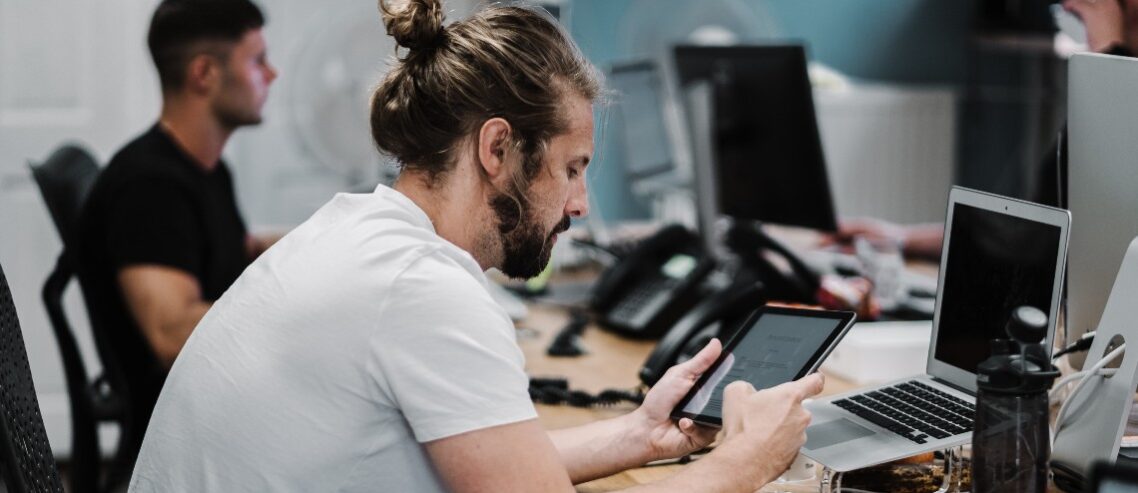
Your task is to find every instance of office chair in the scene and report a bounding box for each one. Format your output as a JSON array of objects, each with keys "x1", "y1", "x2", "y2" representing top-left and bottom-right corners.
[
  {"x1": 0, "y1": 260, "x2": 66, "y2": 492},
  {"x1": 28, "y1": 144, "x2": 127, "y2": 493}
]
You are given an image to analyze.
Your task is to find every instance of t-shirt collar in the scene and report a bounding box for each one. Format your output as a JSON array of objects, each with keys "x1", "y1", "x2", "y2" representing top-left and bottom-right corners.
[{"x1": 372, "y1": 183, "x2": 436, "y2": 234}]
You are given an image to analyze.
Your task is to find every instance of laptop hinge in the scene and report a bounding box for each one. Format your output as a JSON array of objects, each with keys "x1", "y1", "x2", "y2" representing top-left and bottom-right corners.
[{"x1": 929, "y1": 377, "x2": 973, "y2": 395}]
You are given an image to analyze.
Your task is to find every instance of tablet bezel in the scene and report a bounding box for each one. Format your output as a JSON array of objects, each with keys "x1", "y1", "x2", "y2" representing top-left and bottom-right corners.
[{"x1": 669, "y1": 305, "x2": 856, "y2": 427}]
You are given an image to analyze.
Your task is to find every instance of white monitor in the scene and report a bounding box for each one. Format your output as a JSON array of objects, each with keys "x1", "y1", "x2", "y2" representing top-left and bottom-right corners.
[
  {"x1": 608, "y1": 60, "x2": 693, "y2": 189},
  {"x1": 1066, "y1": 53, "x2": 1138, "y2": 368}
]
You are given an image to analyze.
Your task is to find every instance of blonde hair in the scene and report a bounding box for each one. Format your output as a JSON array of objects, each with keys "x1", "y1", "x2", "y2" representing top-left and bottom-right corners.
[{"x1": 371, "y1": 0, "x2": 601, "y2": 189}]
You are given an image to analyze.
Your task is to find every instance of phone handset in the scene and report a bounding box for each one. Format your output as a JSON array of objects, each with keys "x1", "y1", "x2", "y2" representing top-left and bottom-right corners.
[
  {"x1": 639, "y1": 281, "x2": 766, "y2": 386},
  {"x1": 725, "y1": 222, "x2": 820, "y2": 304}
]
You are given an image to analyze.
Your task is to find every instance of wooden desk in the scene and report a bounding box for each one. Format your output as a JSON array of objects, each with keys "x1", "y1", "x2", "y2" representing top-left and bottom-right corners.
[{"x1": 519, "y1": 303, "x2": 860, "y2": 492}]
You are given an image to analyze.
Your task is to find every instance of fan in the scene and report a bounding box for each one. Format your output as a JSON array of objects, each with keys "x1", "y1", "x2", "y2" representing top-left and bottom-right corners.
[
  {"x1": 287, "y1": 1, "x2": 481, "y2": 189},
  {"x1": 620, "y1": 0, "x2": 780, "y2": 58}
]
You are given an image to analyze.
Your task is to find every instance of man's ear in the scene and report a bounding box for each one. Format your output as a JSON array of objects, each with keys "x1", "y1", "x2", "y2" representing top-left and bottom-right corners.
[
  {"x1": 477, "y1": 117, "x2": 512, "y2": 179},
  {"x1": 185, "y1": 54, "x2": 220, "y2": 95}
]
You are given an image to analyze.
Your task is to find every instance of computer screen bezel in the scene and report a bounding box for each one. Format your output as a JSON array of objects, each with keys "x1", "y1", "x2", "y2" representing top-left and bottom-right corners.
[{"x1": 925, "y1": 186, "x2": 1070, "y2": 392}]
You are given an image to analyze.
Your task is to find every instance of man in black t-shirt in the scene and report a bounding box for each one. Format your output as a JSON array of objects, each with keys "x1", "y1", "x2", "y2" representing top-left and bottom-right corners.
[{"x1": 76, "y1": 0, "x2": 278, "y2": 440}]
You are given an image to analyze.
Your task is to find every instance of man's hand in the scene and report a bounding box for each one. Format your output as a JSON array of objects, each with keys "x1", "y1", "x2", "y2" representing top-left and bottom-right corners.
[
  {"x1": 717, "y1": 374, "x2": 825, "y2": 483},
  {"x1": 821, "y1": 217, "x2": 907, "y2": 251},
  {"x1": 629, "y1": 339, "x2": 722, "y2": 462}
]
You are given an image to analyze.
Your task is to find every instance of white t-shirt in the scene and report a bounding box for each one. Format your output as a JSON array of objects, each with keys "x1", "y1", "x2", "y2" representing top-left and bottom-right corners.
[{"x1": 129, "y1": 185, "x2": 537, "y2": 492}]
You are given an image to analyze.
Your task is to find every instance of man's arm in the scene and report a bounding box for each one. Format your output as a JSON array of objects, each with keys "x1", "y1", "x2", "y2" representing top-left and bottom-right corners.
[
  {"x1": 426, "y1": 420, "x2": 576, "y2": 493},
  {"x1": 425, "y1": 339, "x2": 821, "y2": 493},
  {"x1": 547, "y1": 341, "x2": 721, "y2": 483},
  {"x1": 118, "y1": 265, "x2": 211, "y2": 367},
  {"x1": 424, "y1": 374, "x2": 821, "y2": 493},
  {"x1": 245, "y1": 232, "x2": 285, "y2": 260}
]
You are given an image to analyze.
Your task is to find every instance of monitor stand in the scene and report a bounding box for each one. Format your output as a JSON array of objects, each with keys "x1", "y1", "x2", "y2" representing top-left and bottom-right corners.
[{"x1": 1052, "y1": 235, "x2": 1138, "y2": 480}]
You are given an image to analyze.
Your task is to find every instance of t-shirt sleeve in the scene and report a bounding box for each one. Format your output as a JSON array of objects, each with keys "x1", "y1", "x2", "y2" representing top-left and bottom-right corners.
[
  {"x1": 103, "y1": 175, "x2": 203, "y2": 275},
  {"x1": 369, "y1": 250, "x2": 536, "y2": 443}
]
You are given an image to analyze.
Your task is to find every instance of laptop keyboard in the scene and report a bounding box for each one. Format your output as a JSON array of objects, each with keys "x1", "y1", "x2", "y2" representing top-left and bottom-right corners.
[{"x1": 832, "y1": 381, "x2": 974, "y2": 444}]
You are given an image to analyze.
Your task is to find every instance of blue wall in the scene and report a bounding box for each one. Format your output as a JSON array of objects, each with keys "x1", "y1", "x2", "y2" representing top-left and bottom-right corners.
[{"x1": 569, "y1": 0, "x2": 974, "y2": 221}]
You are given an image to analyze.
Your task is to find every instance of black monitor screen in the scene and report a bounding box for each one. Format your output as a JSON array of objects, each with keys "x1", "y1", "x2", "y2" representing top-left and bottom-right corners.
[
  {"x1": 934, "y1": 203, "x2": 1061, "y2": 373},
  {"x1": 674, "y1": 44, "x2": 837, "y2": 232}
]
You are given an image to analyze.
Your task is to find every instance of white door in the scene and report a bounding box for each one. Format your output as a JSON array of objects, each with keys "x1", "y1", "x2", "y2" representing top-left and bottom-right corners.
[{"x1": 0, "y1": 0, "x2": 161, "y2": 457}]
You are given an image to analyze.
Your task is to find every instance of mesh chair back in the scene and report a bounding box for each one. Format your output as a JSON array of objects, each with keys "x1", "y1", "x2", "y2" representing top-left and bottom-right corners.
[
  {"x1": 28, "y1": 144, "x2": 99, "y2": 248},
  {"x1": 28, "y1": 143, "x2": 105, "y2": 493},
  {"x1": 0, "y1": 263, "x2": 65, "y2": 492}
]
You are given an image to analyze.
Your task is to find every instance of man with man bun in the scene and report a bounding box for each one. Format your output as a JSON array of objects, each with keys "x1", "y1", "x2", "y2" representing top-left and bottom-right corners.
[{"x1": 129, "y1": 1, "x2": 822, "y2": 491}]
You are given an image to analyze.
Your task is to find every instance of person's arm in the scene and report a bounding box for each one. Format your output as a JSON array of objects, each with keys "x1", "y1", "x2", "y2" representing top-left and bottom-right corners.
[
  {"x1": 245, "y1": 231, "x2": 286, "y2": 260},
  {"x1": 424, "y1": 342, "x2": 822, "y2": 493},
  {"x1": 118, "y1": 265, "x2": 211, "y2": 367},
  {"x1": 426, "y1": 419, "x2": 576, "y2": 493},
  {"x1": 547, "y1": 341, "x2": 720, "y2": 483},
  {"x1": 1064, "y1": 0, "x2": 1126, "y2": 53},
  {"x1": 900, "y1": 223, "x2": 945, "y2": 259},
  {"x1": 549, "y1": 340, "x2": 821, "y2": 486},
  {"x1": 102, "y1": 177, "x2": 211, "y2": 367},
  {"x1": 425, "y1": 418, "x2": 779, "y2": 493},
  {"x1": 825, "y1": 217, "x2": 944, "y2": 259}
]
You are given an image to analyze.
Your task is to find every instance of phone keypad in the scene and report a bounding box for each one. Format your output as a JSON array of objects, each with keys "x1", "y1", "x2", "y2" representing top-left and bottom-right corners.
[{"x1": 609, "y1": 276, "x2": 678, "y2": 325}]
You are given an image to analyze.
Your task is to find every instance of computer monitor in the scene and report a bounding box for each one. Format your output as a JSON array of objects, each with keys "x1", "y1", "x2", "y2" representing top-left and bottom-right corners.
[
  {"x1": 673, "y1": 44, "x2": 837, "y2": 232},
  {"x1": 1066, "y1": 53, "x2": 1138, "y2": 368},
  {"x1": 609, "y1": 61, "x2": 684, "y2": 182}
]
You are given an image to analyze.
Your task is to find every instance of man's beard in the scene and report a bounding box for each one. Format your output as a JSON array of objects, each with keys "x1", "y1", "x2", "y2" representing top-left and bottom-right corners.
[{"x1": 490, "y1": 188, "x2": 570, "y2": 279}]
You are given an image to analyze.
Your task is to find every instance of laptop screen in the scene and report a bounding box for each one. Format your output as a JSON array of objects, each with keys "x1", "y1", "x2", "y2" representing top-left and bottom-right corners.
[{"x1": 933, "y1": 202, "x2": 1063, "y2": 374}]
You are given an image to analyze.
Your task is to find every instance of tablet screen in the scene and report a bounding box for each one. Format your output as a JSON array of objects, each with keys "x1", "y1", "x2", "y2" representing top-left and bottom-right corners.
[{"x1": 673, "y1": 308, "x2": 855, "y2": 425}]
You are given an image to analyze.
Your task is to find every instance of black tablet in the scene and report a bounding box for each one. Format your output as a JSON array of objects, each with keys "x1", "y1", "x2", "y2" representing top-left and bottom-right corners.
[{"x1": 670, "y1": 306, "x2": 856, "y2": 427}]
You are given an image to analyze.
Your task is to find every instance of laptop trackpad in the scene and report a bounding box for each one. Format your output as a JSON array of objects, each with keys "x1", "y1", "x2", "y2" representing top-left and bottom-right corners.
[{"x1": 805, "y1": 419, "x2": 874, "y2": 450}]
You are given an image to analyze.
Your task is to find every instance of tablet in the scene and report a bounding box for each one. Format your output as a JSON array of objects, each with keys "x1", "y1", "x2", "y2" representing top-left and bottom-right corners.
[{"x1": 671, "y1": 306, "x2": 856, "y2": 427}]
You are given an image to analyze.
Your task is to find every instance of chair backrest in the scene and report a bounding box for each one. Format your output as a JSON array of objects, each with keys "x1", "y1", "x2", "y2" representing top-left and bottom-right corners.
[
  {"x1": 28, "y1": 143, "x2": 105, "y2": 493},
  {"x1": 0, "y1": 262, "x2": 65, "y2": 492},
  {"x1": 28, "y1": 144, "x2": 99, "y2": 249}
]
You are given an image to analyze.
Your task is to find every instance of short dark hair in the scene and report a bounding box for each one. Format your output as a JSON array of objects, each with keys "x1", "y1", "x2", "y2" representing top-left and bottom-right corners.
[{"x1": 147, "y1": 0, "x2": 265, "y2": 92}]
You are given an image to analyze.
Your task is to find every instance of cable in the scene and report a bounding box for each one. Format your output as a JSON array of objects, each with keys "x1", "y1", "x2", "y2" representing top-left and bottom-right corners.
[
  {"x1": 1051, "y1": 460, "x2": 1085, "y2": 493},
  {"x1": 527, "y1": 377, "x2": 645, "y2": 407},
  {"x1": 1051, "y1": 343, "x2": 1126, "y2": 447},
  {"x1": 1052, "y1": 331, "x2": 1096, "y2": 361},
  {"x1": 1049, "y1": 368, "x2": 1118, "y2": 407},
  {"x1": 546, "y1": 309, "x2": 590, "y2": 357}
]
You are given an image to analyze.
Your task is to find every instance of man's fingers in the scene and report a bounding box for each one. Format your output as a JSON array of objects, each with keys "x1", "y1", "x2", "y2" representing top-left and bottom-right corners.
[
  {"x1": 675, "y1": 338, "x2": 722, "y2": 377},
  {"x1": 679, "y1": 418, "x2": 718, "y2": 445},
  {"x1": 793, "y1": 373, "x2": 825, "y2": 401},
  {"x1": 721, "y1": 380, "x2": 755, "y2": 434}
]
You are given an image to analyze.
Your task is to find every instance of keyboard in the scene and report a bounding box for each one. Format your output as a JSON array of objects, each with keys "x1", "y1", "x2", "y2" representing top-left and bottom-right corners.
[{"x1": 833, "y1": 380, "x2": 975, "y2": 444}]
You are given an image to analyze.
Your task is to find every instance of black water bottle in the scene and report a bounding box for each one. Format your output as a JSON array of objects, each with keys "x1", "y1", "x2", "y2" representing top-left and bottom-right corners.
[{"x1": 971, "y1": 306, "x2": 1061, "y2": 493}]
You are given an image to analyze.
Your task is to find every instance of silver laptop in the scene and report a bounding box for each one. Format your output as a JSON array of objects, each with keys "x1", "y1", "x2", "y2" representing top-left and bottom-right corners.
[{"x1": 801, "y1": 186, "x2": 1070, "y2": 472}]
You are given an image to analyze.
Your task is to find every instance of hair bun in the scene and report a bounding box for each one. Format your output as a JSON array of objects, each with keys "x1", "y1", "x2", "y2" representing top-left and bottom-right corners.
[{"x1": 381, "y1": 0, "x2": 445, "y2": 51}]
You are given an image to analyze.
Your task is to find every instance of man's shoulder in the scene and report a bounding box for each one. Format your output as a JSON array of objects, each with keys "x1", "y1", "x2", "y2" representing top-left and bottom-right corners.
[{"x1": 100, "y1": 128, "x2": 194, "y2": 185}]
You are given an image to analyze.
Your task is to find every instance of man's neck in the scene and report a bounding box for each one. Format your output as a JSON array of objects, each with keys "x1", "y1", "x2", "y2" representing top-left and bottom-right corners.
[
  {"x1": 158, "y1": 100, "x2": 233, "y2": 172},
  {"x1": 393, "y1": 171, "x2": 496, "y2": 271}
]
